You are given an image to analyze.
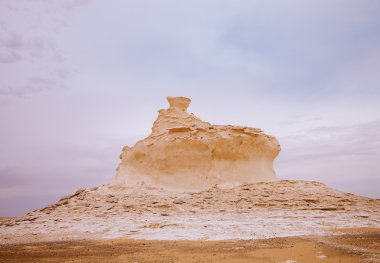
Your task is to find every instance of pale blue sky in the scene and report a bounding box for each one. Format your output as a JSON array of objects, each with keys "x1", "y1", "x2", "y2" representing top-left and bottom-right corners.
[{"x1": 0, "y1": 0, "x2": 379, "y2": 216}]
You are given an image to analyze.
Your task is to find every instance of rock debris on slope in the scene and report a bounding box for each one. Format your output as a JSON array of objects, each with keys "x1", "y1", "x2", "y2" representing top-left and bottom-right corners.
[
  {"x1": 1, "y1": 180, "x2": 379, "y2": 243},
  {"x1": 1, "y1": 96, "x2": 379, "y2": 244}
]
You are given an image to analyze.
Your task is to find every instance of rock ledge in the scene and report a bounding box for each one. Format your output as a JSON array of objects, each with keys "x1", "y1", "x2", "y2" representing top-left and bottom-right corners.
[{"x1": 115, "y1": 96, "x2": 281, "y2": 190}]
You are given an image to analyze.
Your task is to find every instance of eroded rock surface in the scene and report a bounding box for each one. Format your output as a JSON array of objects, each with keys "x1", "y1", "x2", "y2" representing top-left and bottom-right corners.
[
  {"x1": 115, "y1": 96, "x2": 281, "y2": 190},
  {"x1": 1, "y1": 180, "x2": 379, "y2": 244},
  {"x1": 2, "y1": 96, "x2": 378, "y2": 245}
]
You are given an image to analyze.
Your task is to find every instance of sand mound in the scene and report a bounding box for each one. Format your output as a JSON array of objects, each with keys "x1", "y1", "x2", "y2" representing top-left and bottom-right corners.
[
  {"x1": 115, "y1": 96, "x2": 281, "y2": 190},
  {"x1": 1, "y1": 180, "x2": 379, "y2": 244},
  {"x1": 1, "y1": 96, "x2": 378, "y2": 246}
]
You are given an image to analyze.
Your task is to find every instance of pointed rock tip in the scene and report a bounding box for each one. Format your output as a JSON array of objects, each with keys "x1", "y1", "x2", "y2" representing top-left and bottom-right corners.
[{"x1": 167, "y1": 96, "x2": 191, "y2": 112}]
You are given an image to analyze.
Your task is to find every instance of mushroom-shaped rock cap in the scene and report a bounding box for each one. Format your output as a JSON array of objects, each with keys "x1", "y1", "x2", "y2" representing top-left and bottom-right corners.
[
  {"x1": 116, "y1": 96, "x2": 281, "y2": 191},
  {"x1": 167, "y1": 96, "x2": 191, "y2": 112}
]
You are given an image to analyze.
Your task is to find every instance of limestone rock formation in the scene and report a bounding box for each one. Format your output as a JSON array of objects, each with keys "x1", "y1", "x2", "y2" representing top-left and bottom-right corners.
[
  {"x1": 115, "y1": 96, "x2": 281, "y2": 190},
  {"x1": 2, "y1": 180, "x2": 379, "y2": 244}
]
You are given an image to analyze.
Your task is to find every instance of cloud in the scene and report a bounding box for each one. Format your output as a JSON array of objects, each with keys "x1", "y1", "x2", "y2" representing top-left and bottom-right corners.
[
  {"x1": 219, "y1": 1, "x2": 380, "y2": 98},
  {"x1": 0, "y1": 0, "x2": 379, "y2": 216},
  {"x1": 0, "y1": 50, "x2": 22, "y2": 63},
  {"x1": 0, "y1": 0, "x2": 91, "y2": 97},
  {"x1": 0, "y1": 68, "x2": 69, "y2": 97},
  {"x1": 0, "y1": 85, "x2": 46, "y2": 97},
  {"x1": 281, "y1": 121, "x2": 380, "y2": 159},
  {"x1": 276, "y1": 120, "x2": 380, "y2": 197},
  {"x1": 62, "y1": 0, "x2": 92, "y2": 10}
]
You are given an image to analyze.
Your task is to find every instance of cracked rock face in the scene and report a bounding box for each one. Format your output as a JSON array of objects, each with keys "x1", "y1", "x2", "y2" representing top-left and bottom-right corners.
[{"x1": 115, "y1": 96, "x2": 281, "y2": 190}]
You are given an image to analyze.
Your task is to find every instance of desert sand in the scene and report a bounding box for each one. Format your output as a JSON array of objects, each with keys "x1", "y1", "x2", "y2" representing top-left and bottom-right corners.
[
  {"x1": 0, "y1": 228, "x2": 379, "y2": 262},
  {"x1": 1, "y1": 97, "x2": 379, "y2": 262}
]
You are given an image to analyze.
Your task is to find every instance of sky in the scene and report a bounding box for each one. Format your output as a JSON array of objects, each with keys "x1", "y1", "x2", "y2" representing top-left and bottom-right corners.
[{"x1": 0, "y1": 0, "x2": 379, "y2": 216}]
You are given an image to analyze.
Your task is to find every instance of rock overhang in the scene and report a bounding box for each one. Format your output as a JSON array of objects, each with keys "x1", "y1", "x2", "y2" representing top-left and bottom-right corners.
[{"x1": 115, "y1": 96, "x2": 281, "y2": 190}]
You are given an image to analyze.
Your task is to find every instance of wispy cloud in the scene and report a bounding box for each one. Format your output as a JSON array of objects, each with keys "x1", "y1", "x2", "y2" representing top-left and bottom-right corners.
[
  {"x1": 62, "y1": 0, "x2": 92, "y2": 10},
  {"x1": 0, "y1": 0, "x2": 91, "y2": 97},
  {"x1": 0, "y1": 0, "x2": 379, "y2": 216},
  {"x1": 277, "y1": 120, "x2": 380, "y2": 197}
]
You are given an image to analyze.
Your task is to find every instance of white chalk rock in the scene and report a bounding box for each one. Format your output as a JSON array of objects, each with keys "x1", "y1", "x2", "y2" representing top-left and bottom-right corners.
[{"x1": 115, "y1": 96, "x2": 281, "y2": 190}]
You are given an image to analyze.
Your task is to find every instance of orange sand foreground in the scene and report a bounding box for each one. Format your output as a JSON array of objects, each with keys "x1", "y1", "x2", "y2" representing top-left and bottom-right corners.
[{"x1": 0, "y1": 227, "x2": 379, "y2": 263}]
